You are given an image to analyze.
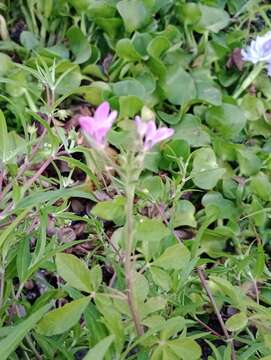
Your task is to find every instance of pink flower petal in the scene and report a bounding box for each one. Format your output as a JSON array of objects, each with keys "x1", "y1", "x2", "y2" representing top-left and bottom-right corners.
[
  {"x1": 135, "y1": 116, "x2": 147, "y2": 138},
  {"x1": 145, "y1": 121, "x2": 156, "y2": 140},
  {"x1": 104, "y1": 110, "x2": 118, "y2": 126},
  {"x1": 94, "y1": 127, "x2": 110, "y2": 144},
  {"x1": 94, "y1": 102, "x2": 110, "y2": 122},
  {"x1": 79, "y1": 103, "x2": 117, "y2": 147},
  {"x1": 79, "y1": 116, "x2": 95, "y2": 135},
  {"x1": 151, "y1": 127, "x2": 174, "y2": 146}
]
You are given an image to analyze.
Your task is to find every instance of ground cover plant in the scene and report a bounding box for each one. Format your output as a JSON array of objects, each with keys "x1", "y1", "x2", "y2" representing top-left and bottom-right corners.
[{"x1": 2, "y1": 0, "x2": 271, "y2": 359}]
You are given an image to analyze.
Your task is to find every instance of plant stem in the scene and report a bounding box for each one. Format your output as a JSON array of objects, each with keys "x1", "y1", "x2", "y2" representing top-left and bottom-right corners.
[
  {"x1": 197, "y1": 267, "x2": 236, "y2": 360},
  {"x1": 23, "y1": 157, "x2": 53, "y2": 190},
  {"x1": 0, "y1": 127, "x2": 48, "y2": 202},
  {"x1": 0, "y1": 169, "x2": 4, "y2": 192},
  {"x1": 12, "y1": 285, "x2": 42, "y2": 360},
  {"x1": 194, "y1": 315, "x2": 223, "y2": 338},
  {"x1": 0, "y1": 15, "x2": 9, "y2": 40},
  {"x1": 124, "y1": 184, "x2": 144, "y2": 336},
  {"x1": 233, "y1": 62, "x2": 265, "y2": 99},
  {"x1": 0, "y1": 267, "x2": 4, "y2": 308},
  {"x1": 0, "y1": 156, "x2": 54, "y2": 219},
  {"x1": 25, "y1": 335, "x2": 43, "y2": 360}
]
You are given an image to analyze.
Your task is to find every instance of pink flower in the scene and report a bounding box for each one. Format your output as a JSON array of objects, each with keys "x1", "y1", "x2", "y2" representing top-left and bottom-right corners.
[
  {"x1": 135, "y1": 116, "x2": 174, "y2": 151},
  {"x1": 79, "y1": 102, "x2": 117, "y2": 147}
]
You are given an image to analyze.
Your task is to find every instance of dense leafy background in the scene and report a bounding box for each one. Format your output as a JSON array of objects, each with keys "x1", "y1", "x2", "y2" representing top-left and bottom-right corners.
[{"x1": 1, "y1": 0, "x2": 271, "y2": 359}]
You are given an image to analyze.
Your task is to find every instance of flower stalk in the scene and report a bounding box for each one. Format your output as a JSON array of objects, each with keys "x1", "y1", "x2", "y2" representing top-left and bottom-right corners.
[
  {"x1": 79, "y1": 103, "x2": 174, "y2": 336},
  {"x1": 236, "y1": 31, "x2": 271, "y2": 99},
  {"x1": 122, "y1": 150, "x2": 145, "y2": 336},
  {"x1": 124, "y1": 180, "x2": 144, "y2": 336},
  {"x1": 233, "y1": 62, "x2": 265, "y2": 99}
]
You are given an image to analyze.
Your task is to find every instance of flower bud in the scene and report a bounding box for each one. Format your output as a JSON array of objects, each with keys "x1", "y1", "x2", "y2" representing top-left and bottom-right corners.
[{"x1": 141, "y1": 106, "x2": 155, "y2": 122}]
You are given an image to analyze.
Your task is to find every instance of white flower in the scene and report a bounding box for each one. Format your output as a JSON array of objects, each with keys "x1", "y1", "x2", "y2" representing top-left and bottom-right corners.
[{"x1": 242, "y1": 31, "x2": 271, "y2": 64}]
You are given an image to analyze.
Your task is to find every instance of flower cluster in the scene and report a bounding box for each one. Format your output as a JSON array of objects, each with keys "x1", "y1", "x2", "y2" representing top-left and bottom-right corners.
[
  {"x1": 242, "y1": 31, "x2": 271, "y2": 75},
  {"x1": 79, "y1": 102, "x2": 174, "y2": 150}
]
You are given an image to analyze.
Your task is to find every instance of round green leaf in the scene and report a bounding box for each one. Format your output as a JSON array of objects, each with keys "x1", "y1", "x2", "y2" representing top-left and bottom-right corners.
[
  {"x1": 236, "y1": 147, "x2": 262, "y2": 176},
  {"x1": 225, "y1": 312, "x2": 248, "y2": 332},
  {"x1": 174, "y1": 115, "x2": 210, "y2": 147},
  {"x1": 117, "y1": 0, "x2": 154, "y2": 33},
  {"x1": 67, "y1": 26, "x2": 92, "y2": 64},
  {"x1": 176, "y1": 3, "x2": 201, "y2": 25},
  {"x1": 91, "y1": 196, "x2": 125, "y2": 225},
  {"x1": 160, "y1": 64, "x2": 196, "y2": 105},
  {"x1": 112, "y1": 79, "x2": 146, "y2": 99},
  {"x1": 191, "y1": 148, "x2": 225, "y2": 190},
  {"x1": 153, "y1": 244, "x2": 190, "y2": 270},
  {"x1": 116, "y1": 39, "x2": 142, "y2": 61},
  {"x1": 249, "y1": 172, "x2": 271, "y2": 201},
  {"x1": 206, "y1": 103, "x2": 247, "y2": 140},
  {"x1": 196, "y1": 5, "x2": 230, "y2": 33},
  {"x1": 20, "y1": 31, "x2": 40, "y2": 50},
  {"x1": 172, "y1": 200, "x2": 197, "y2": 228},
  {"x1": 0, "y1": 53, "x2": 12, "y2": 76},
  {"x1": 119, "y1": 95, "x2": 143, "y2": 118}
]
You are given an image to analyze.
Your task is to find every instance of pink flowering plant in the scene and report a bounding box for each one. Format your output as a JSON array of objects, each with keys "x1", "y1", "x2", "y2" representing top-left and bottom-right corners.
[
  {"x1": 79, "y1": 102, "x2": 174, "y2": 336},
  {"x1": 79, "y1": 102, "x2": 174, "y2": 153},
  {"x1": 3, "y1": 3, "x2": 271, "y2": 359}
]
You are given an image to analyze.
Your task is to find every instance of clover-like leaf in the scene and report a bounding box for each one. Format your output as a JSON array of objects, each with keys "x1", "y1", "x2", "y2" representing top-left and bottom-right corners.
[{"x1": 191, "y1": 148, "x2": 225, "y2": 190}]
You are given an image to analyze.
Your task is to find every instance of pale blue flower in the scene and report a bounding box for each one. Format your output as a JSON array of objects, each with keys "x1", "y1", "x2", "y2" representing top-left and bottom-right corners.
[{"x1": 242, "y1": 31, "x2": 271, "y2": 64}]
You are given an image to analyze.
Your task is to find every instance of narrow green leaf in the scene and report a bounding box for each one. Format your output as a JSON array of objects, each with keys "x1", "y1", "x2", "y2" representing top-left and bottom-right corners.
[
  {"x1": 56, "y1": 253, "x2": 93, "y2": 293},
  {"x1": 16, "y1": 237, "x2": 31, "y2": 282},
  {"x1": 32, "y1": 209, "x2": 47, "y2": 266},
  {"x1": 0, "y1": 304, "x2": 51, "y2": 360},
  {"x1": 0, "y1": 209, "x2": 29, "y2": 249},
  {"x1": 0, "y1": 109, "x2": 8, "y2": 163},
  {"x1": 168, "y1": 338, "x2": 201, "y2": 359},
  {"x1": 36, "y1": 297, "x2": 89, "y2": 336},
  {"x1": 58, "y1": 156, "x2": 98, "y2": 186},
  {"x1": 253, "y1": 245, "x2": 265, "y2": 280},
  {"x1": 83, "y1": 335, "x2": 114, "y2": 360},
  {"x1": 16, "y1": 188, "x2": 95, "y2": 209}
]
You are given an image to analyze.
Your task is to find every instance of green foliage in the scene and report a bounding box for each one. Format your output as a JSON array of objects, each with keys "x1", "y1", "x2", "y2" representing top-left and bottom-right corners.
[
  {"x1": 55, "y1": 253, "x2": 101, "y2": 293},
  {"x1": 1, "y1": 0, "x2": 271, "y2": 359},
  {"x1": 0, "y1": 305, "x2": 51, "y2": 360},
  {"x1": 83, "y1": 335, "x2": 115, "y2": 360},
  {"x1": 36, "y1": 297, "x2": 90, "y2": 336}
]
